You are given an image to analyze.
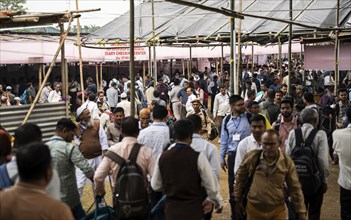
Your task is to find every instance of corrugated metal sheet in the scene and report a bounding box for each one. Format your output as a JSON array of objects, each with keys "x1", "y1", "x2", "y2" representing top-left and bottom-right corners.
[{"x1": 0, "y1": 102, "x2": 66, "y2": 142}]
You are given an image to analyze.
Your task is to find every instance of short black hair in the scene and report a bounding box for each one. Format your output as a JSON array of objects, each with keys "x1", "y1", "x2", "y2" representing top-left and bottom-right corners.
[
  {"x1": 152, "y1": 105, "x2": 168, "y2": 120},
  {"x1": 14, "y1": 123, "x2": 42, "y2": 148},
  {"x1": 280, "y1": 99, "x2": 293, "y2": 108},
  {"x1": 229, "y1": 95, "x2": 243, "y2": 105},
  {"x1": 248, "y1": 101, "x2": 259, "y2": 109},
  {"x1": 303, "y1": 92, "x2": 314, "y2": 103},
  {"x1": 276, "y1": 90, "x2": 283, "y2": 96},
  {"x1": 121, "y1": 117, "x2": 139, "y2": 137},
  {"x1": 267, "y1": 89, "x2": 276, "y2": 99},
  {"x1": 281, "y1": 83, "x2": 288, "y2": 88},
  {"x1": 173, "y1": 119, "x2": 193, "y2": 141},
  {"x1": 173, "y1": 78, "x2": 180, "y2": 86},
  {"x1": 153, "y1": 90, "x2": 161, "y2": 98},
  {"x1": 16, "y1": 143, "x2": 51, "y2": 182},
  {"x1": 249, "y1": 114, "x2": 266, "y2": 126},
  {"x1": 337, "y1": 88, "x2": 348, "y2": 95},
  {"x1": 113, "y1": 107, "x2": 124, "y2": 114},
  {"x1": 186, "y1": 114, "x2": 202, "y2": 133},
  {"x1": 88, "y1": 93, "x2": 96, "y2": 101},
  {"x1": 56, "y1": 118, "x2": 76, "y2": 132}
]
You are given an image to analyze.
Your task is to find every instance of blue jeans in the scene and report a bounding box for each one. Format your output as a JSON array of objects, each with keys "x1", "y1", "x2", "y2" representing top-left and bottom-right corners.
[{"x1": 71, "y1": 203, "x2": 86, "y2": 220}]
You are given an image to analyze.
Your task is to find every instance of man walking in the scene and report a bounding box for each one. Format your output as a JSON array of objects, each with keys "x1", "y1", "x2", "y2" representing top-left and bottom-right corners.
[
  {"x1": 286, "y1": 108, "x2": 329, "y2": 220},
  {"x1": 213, "y1": 85, "x2": 230, "y2": 140},
  {"x1": 106, "y1": 107, "x2": 124, "y2": 147},
  {"x1": 47, "y1": 118, "x2": 94, "y2": 220},
  {"x1": 234, "y1": 130, "x2": 306, "y2": 220},
  {"x1": 186, "y1": 98, "x2": 212, "y2": 140},
  {"x1": 106, "y1": 82, "x2": 119, "y2": 112},
  {"x1": 219, "y1": 95, "x2": 251, "y2": 219}
]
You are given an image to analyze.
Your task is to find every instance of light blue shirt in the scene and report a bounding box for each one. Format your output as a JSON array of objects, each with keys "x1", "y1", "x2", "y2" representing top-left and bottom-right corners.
[{"x1": 219, "y1": 113, "x2": 251, "y2": 163}]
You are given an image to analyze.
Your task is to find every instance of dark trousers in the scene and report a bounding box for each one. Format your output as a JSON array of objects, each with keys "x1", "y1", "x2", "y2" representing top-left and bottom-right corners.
[
  {"x1": 150, "y1": 188, "x2": 163, "y2": 211},
  {"x1": 304, "y1": 191, "x2": 324, "y2": 220},
  {"x1": 227, "y1": 151, "x2": 237, "y2": 220},
  {"x1": 69, "y1": 91, "x2": 77, "y2": 113},
  {"x1": 71, "y1": 203, "x2": 86, "y2": 220},
  {"x1": 210, "y1": 94, "x2": 216, "y2": 113},
  {"x1": 340, "y1": 186, "x2": 351, "y2": 220}
]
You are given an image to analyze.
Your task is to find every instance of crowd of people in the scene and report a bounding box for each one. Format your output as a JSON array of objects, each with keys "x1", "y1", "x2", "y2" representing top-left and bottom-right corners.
[{"x1": 0, "y1": 63, "x2": 351, "y2": 220}]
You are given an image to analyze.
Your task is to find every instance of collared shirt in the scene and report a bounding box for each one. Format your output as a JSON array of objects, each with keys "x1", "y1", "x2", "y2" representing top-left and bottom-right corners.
[
  {"x1": 74, "y1": 121, "x2": 109, "y2": 151},
  {"x1": 145, "y1": 86, "x2": 155, "y2": 104},
  {"x1": 213, "y1": 92, "x2": 230, "y2": 118},
  {"x1": 168, "y1": 134, "x2": 221, "y2": 180},
  {"x1": 219, "y1": 113, "x2": 252, "y2": 163},
  {"x1": 234, "y1": 149, "x2": 306, "y2": 215},
  {"x1": 0, "y1": 182, "x2": 74, "y2": 220},
  {"x1": 186, "y1": 110, "x2": 212, "y2": 134},
  {"x1": 82, "y1": 100, "x2": 100, "y2": 120},
  {"x1": 286, "y1": 123, "x2": 329, "y2": 183},
  {"x1": 272, "y1": 116, "x2": 299, "y2": 152},
  {"x1": 94, "y1": 137, "x2": 155, "y2": 192},
  {"x1": 48, "y1": 90, "x2": 61, "y2": 103},
  {"x1": 185, "y1": 94, "x2": 197, "y2": 112},
  {"x1": 106, "y1": 87, "x2": 118, "y2": 108},
  {"x1": 332, "y1": 125, "x2": 351, "y2": 190},
  {"x1": 137, "y1": 122, "x2": 170, "y2": 158},
  {"x1": 106, "y1": 122, "x2": 122, "y2": 147},
  {"x1": 47, "y1": 136, "x2": 94, "y2": 208},
  {"x1": 39, "y1": 86, "x2": 52, "y2": 103},
  {"x1": 234, "y1": 134, "x2": 261, "y2": 175},
  {"x1": 177, "y1": 88, "x2": 188, "y2": 105},
  {"x1": 169, "y1": 85, "x2": 181, "y2": 103}
]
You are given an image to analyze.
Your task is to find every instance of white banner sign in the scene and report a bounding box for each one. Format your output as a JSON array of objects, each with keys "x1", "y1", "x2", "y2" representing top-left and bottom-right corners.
[{"x1": 104, "y1": 43, "x2": 148, "y2": 61}]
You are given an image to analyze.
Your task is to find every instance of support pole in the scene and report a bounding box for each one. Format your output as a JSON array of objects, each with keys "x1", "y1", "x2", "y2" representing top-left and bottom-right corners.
[
  {"x1": 288, "y1": 0, "x2": 293, "y2": 94},
  {"x1": 100, "y1": 63, "x2": 103, "y2": 91},
  {"x1": 220, "y1": 45, "x2": 224, "y2": 75},
  {"x1": 60, "y1": 23, "x2": 66, "y2": 97},
  {"x1": 148, "y1": 46, "x2": 152, "y2": 79},
  {"x1": 95, "y1": 64, "x2": 99, "y2": 92},
  {"x1": 335, "y1": 0, "x2": 340, "y2": 93},
  {"x1": 130, "y1": 0, "x2": 136, "y2": 117},
  {"x1": 215, "y1": 58, "x2": 219, "y2": 75},
  {"x1": 151, "y1": 0, "x2": 157, "y2": 86},
  {"x1": 75, "y1": 0, "x2": 85, "y2": 101},
  {"x1": 230, "y1": 0, "x2": 236, "y2": 95},
  {"x1": 38, "y1": 64, "x2": 43, "y2": 88},
  {"x1": 278, "y1": 36, "x2": 282, "y2": 71},
  {"x1": 237, "y1": 0, "x2": 242, "y2": 90},
  {"x1": 22, "y1": 17, "x2": 73, "y2": 124},
  {"x1": 251, "y1": 44, "x2": 254, "y2": 73},
  {"x1": 142, "y1": 61, "x2": 146, "y2": 89},
  {"x1": 65, "y1": 59, "x2": 69, "y2": 118},
  {"x1": 182, "y1": 59, "x2": 185, "y2": 76},
  {"x1": 189, "y1": 45, "x2": 192, "y2": 79}
]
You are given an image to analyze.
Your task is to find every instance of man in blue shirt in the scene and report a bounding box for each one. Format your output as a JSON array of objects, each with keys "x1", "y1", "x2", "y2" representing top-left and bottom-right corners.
[{"x1": 220, "y1": 95, "x2": 251, "y2": 220}]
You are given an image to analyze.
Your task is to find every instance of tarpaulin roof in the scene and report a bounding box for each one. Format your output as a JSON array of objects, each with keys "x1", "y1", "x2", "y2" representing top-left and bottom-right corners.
[{"x1": 83, "y1": 0, "x2": 351, "y2": 46}]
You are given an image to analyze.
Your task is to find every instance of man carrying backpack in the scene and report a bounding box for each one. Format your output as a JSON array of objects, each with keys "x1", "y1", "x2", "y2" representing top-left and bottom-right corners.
[
  {"x1": 94, "y1": 117, "x2": 155, "y2": 219},
  {"x1": 285, "y1": 108, "x2": 329, "y2": 220}
]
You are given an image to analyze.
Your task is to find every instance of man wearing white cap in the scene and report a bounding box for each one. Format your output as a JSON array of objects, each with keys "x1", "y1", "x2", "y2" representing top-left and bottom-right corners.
[
  {"x1": 74, "y1": 105, "x2": 109, "y2": 197},
  {"x1": 5, "y1": 86, "x2": 15, "y2": 103},
  {"x1": 116, "y1": 93, "x2": 131, "y2": 117}
]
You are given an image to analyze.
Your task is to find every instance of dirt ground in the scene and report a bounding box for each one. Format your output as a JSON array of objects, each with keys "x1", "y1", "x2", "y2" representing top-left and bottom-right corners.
[{"x1": 81, "y1": 137, "x2": 341, "y2": 220}]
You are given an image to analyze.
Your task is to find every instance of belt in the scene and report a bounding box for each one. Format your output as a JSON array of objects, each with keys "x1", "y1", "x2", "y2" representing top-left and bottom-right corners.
[{"x1": 172, "y1": 101, "x2": 180, "y2": 103}]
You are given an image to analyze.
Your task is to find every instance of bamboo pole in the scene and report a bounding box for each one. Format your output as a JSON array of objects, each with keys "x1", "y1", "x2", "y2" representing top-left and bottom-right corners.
[
  {"x1": 148, "y1": 46, "x2": 152, "y2": 80},
  {"x1": 278, "y1": 36, "x2": 282, "y2": 70},
  {"x1": 220, "y1": 45, "x2": 224, "y2": 75},
  {"x1": 189, "y1": 45, "x2": 192, "y2": 79},
  {"x1": 95, "y1": 64, "x2": 99, "y2": 92},
  {"x1": 151, "y1": 0, "x2": 157, "y2": 86},
  {"x1": 251, "y1": 44, "x2": 254, "y2": 73},
  {"x1": 38, "y1": 64, "x2": 42, "y2": 88},
  {"x1": 143, "y1": 61, "x2": 146, "y2": 89},
  {"x1": 182, "y1": 59, "x2": 185, "y2": 77},
  {"x1": 288, "y1": 0, "x2": 292, "y2": 95},
  {"x1": 229, "y1": 0, "x2": 235, "y2": 95},
  {"x1": 65, "y1": 59, "x2": 69, "y2": 118},
  {"x1": 75, "y1": 0, "x2": 85, "y2": 101},
  {"x1": 60, "y1": 23, "x2": 66, "y2": 97},
  {"x1": 100, "y1": 63, "x2": 103, "y2": 91},
  {"x1": 130, "y1": 0, "x2": 136, "y2": 117},
  {"x1": 335, "y1": 0, "x2": 340, "y2": 94},
  {"x1": 22, "y1": 17, "x2": 73, "y2": 125},
  {"x1": 42, "y1": 64, "x2": 45, "y2": 81},
  {"x1": 237, "y1": 0, "x2": 243, "y2": 91}
]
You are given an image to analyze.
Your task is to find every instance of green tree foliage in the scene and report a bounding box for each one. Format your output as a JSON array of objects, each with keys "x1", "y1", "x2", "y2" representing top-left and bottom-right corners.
[
  {"x1": 71, "y1": 24, "x2": 100, "y2": 34},
  {"x1": 0, "y1": 0, "x2": 27, "y2": 11}
]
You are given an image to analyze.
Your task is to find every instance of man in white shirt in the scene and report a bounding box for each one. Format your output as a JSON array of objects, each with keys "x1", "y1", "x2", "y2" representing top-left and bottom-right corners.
[
  {"x1": 39, "y1": 82, "x2": 52, "y2": 103},
  {"x1": 169, "y1": 78, "x2": 182, "y2": 121},
  {"x1": 234, "y1": 114, "x2": 266, "y2": 174},
  {"x1": 332, "y1": 107, "x2": 351, "y2": 220},
  {"x1": 116, "y1": 93, "x2": 131, "y2": 117},
  {"x1": 145, "y1": 82, "x2": 155, "y2": 104},
  {"x1": 81, "y1": 93, "x2": 100, "y2": 120},
  {"x1": 106, "y1": 82, "x2": 118, "y2": 112},
  {"x1": 213, "y1": 85, "x2": 230, "y2": 138},
  {"x1": 48, "y1": 84, "x2": 61, "y2": 103}
]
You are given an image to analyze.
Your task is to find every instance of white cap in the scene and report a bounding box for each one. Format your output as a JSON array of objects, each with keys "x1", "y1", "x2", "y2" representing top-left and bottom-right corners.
[{"x1": 121, "y1": 93, "x2": 127, "y2": 99}]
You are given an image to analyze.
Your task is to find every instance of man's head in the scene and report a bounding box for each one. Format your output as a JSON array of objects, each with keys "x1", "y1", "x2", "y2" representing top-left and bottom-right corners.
[
  {"x1": 97, "y1": 91, "x2": 104, "y2": 101},
  {"x1": 111, "y1": 82, "x2": 117, "y2": 88},
  {"x1": 275, "y1": 91, "x2": 283, "y2": 104},
  {"x1": 224, "y1": 80, "x2": 229, "y2": 89},
  {"x1": 280, "y1": 99, "x2": 293, "y2": 119},
  {"x1": 152, "y1": 105, "x2": 168, "y2": 121},
  {"x1": 247, "y1": 90, "x2": 256, "y2": 101},
  {"x1": 14, "y1": 123, "x2": 42, "y2": 148},
  {"x1": 260, "y1": 82, "x2": 267, "y2": 91},
  {"x1": 186, "y1": 87, "x2": 193, "y2": 96},
  {"x1": 247, "y1": 101, "x2": 260, "y2": 114},
  {"x1": 55, "y1": 84, "x2": 61, "y2": 92},
  {"x1": 186, "y1": 114, "x2": 202, "y2": 134},
  {"x1": 229, "y1": 95, "x2": 245, "y2": 114},
  {"x1": 121, "y1": 93, "x2": 127, "y2": 100},
  {"x1": 88, "y1": 93, "x2": 96, "y2": 102},
  {"x1": 5, "y1": 86, "x2": 12, "y2": 92},
  {"x1": 16, "y1": 143, "x2": 52, "y2": 186},
  {"x1": 219, "y1": 85, "x2": 226, "y2": 95},
  {"x1": 153, "y1": 90, "x2": 161, "y2": 98},
  {"x1": 183, "y1": 81, "x2": 189, "y2": 89},
  {"x1": 113, "y1": 107, "x2": 125, "y2": 125},
  {"x1": 139, "y1": 108, "x2": 151, "y2": 129},
  {"x1": 191, "y1": 98, "x2": 201, "y2": 112},
  {"x1": 173, "y1": 119, "x2": 193, "y2": 144},
  {"x1": 267, "y1": 89, "x2": 276, "y2": 100},
  {"x1": 245, "y1": 81, "x2": 252, "y2": 90},
  {"x1": 337, "y1": 88, "x2": 348, "y2": 102},
  {"x1": 261, "y1": 129, "x2": 280, "y2": 161},
  {"x1": 303, "y1": 92, "x2": 314, "y2": 105},
  {"x1": 300, "y1": 108, "x2": 319, "y2": 127},
  {"x1": 280, "y1": 84, "x2": 288, "y2": 95},
  {"x1": 173, "y1": 78, "x2": 180, "y2": 86},
  {"x1": 55, "y1": 118, "x2": 77, "y2": 142},
  {"x1": 296, "y1": 85, "x2": 303, "y2": 95},
  {"x1": 121, "y1": 117, "x2": 139, "y2": 137},
  {"x1": 249, "y1": 114, "x2": 266, "y2": 140}
]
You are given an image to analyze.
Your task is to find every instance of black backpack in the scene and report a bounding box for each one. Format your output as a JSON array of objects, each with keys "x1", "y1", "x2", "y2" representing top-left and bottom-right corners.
[
  {"x1": 290, "y1": 128, "x2": 322, "y2": 196},
  {"x1": 105, "y1": 143, "x2": 149, "y2": 219}
]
